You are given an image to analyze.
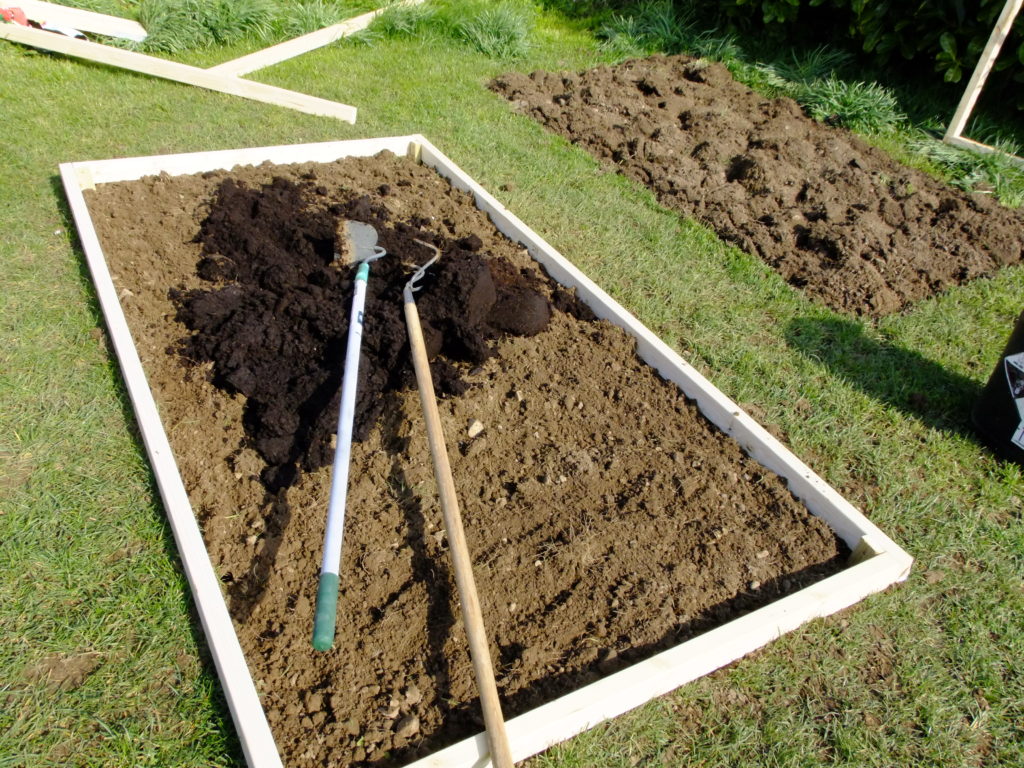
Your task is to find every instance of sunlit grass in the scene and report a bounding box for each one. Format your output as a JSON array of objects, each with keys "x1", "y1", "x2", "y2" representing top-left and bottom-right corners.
[{"x1": 352, "y1": 0, "x2": 536, "y2": 59}]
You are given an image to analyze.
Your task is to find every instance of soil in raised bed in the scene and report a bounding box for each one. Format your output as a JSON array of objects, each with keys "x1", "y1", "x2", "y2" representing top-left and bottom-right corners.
[
  {"x1": 491, "y1": 55, "x2": 1024, "y2": 318},
  {"x1": 84, "y1": 151, "x2": 848, "y2": 767}
]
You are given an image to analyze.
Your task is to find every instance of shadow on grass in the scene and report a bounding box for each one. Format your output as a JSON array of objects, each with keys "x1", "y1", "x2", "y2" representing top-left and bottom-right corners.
[
  {"x1": 785, "y1": 314, "x2": 982, "y2": 438},
  {"x1": 52, "y1": 174, "x2": 247, "y2": 767}
]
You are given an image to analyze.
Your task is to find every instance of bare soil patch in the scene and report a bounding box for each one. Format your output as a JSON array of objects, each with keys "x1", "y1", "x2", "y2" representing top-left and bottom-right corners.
[
  {"x1": 23, "y1": 651, "x2": 102, "y2": 692},
  {"x1": 83, "y1": 151, "x2": 846, "y2": 767},
  {"x1": 491, "y1": 55, "x2": 1024, "y2": 317}
]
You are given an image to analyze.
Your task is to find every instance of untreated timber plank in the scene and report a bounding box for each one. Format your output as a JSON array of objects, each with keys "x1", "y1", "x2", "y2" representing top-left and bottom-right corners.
[
  {"x1": 14, "y1": 0, "x2": 148, "y2": 41},
  {"x1": 0, "y1": 23, "x2": 357, "y2": 123},
  {"x1": 60, "y1": 162, "x2": 285, "y2": 768},
  {"x1": 208, "y1": 0, "x2": 424, "y2": 77},
  {"x1": 944, "y1": 0, "x2": 1023, "y2": 160},
  {"x1": 946, "y1": 135, "x2": 1024, "y2": 168}
]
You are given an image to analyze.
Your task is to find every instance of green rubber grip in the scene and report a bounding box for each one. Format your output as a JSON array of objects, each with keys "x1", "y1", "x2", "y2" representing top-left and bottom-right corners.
[{"x1": 312, "y1": 572, "x2": 340, "y2": 651}]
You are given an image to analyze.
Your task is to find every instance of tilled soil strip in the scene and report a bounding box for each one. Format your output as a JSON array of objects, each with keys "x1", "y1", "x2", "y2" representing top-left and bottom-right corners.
[{"x1": 491, "y1": 55, "x2": 1024, "y2": 317}]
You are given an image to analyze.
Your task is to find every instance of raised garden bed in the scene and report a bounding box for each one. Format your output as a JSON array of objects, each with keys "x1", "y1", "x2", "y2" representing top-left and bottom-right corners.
[
  {"x1": 491, "y1": 55, "x2": 1024, "y2": 318},
  {"x1": 61, "y1": 136, "x2": 912, "y2": 768}
]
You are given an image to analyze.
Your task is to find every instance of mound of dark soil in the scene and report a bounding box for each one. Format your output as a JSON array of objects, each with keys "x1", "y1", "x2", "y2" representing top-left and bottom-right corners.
[
  {"x1": 491, "y1": 55, "x2": 1024, "y2": 317},
  {"x1": 169, "y1": 175, "x2": 561, "y2": 492}
]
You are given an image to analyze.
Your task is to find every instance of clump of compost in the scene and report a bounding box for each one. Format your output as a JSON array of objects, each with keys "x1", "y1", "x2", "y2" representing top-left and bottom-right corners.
[{"x1": 169, "y1": 175, "x2": 560, "y2": 491}]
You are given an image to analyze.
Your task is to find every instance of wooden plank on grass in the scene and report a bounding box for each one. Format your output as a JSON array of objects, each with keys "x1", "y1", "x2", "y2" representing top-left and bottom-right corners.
[
  {"x1": 0, "y1": 23, "x2": 357, "y2": 123},
  {"x1": 207, "y1": 0, "x2": 424, "y2": 77},
  {"x1": 946, "y1": 134, "x2": 1024, "y2": 168},
  {"x1": 14, "y1": 0, "x2": 148, "y2": 41},
  {"x1": 944, "y1": 0, "x2": 1023, "y2": 163}
]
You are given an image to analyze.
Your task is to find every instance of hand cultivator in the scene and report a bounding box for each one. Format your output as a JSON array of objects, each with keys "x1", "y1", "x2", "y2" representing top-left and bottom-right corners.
[{"x1": 403, "y1": 239, "x2": 515, "y2": 768}]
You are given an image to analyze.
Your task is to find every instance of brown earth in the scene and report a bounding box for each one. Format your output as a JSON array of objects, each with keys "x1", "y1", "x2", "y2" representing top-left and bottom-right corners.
[
  {"x1": 83, "y1": 151, "x2": 847, "y2": 767},
  {"x1": 491, "y1": 55, "x2": 1024, "y2": 317},
  {"x1": 23, "y1": 651, "x2": 103, "y2": 692},
  {"x1": 169, "y1": 174, "x2": 558, "y2": 493}
]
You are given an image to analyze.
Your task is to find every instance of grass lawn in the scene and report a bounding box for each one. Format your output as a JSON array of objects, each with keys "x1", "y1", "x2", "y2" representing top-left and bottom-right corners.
[{"x1": 1, "y1": 3, "x2": 1022, "y2": 766}]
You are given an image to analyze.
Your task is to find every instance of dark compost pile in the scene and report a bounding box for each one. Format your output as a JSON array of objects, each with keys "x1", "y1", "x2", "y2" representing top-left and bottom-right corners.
[{"x1": 169, "y1": 174, "x2": 571, "y2": 492}]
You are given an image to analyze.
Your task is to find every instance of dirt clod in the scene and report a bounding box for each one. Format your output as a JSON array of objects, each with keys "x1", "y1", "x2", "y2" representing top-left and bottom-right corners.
[{"x1": 23, "y1": 652, "x2": 102, "y2": 692}]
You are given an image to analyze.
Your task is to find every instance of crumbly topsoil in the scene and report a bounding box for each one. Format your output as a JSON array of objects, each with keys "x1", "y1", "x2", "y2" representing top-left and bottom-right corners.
[
  {"x1": 491, "y1": 55, "x2": 1024, "y2": 317},
  {"x1": 84, "y1": 151, "x2": 847, "y2": 767}
]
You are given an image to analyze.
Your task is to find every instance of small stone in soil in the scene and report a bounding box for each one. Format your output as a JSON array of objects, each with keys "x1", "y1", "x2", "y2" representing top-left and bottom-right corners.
[
  {"x1": 464, "y1": 439, "x2": 487, "y2": 458},
  {"x1": 395, "y1": 714, "x2": 420, "y2": 740},
  {"x1": 467, "y1": 419, "x2": 484, "y2": 438},
  {"x1": 403, "y1": 684, "x2": 422, "y2": 706}
]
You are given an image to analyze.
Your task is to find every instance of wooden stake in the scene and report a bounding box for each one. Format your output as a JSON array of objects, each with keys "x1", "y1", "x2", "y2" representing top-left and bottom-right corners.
[
  {"x1": 945, "y1": 0, "x2": 1023, "y2": 156},
  {"x1": 208, "y1": 0, "x2": 425, "y2": 77},
  {"x1": 403, "y1": 288, "x2": 515, "y2": 768}
]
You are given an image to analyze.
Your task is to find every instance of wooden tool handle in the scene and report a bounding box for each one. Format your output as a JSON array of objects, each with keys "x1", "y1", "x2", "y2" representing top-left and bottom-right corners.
[{"x1": 403, "y1": 297, "x2": 515, "y2": 768}]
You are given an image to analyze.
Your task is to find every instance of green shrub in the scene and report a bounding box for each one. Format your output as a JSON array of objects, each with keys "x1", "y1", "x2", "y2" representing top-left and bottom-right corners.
[
  {"x1": 368, "y1": 2, "x2": 438, "y2": 39},
  {"x1": 598, "y1": 0, "x2": 739, "y2": 61},
  {"x1": 454, "y1": 4, "x2": 533, "y2": 58},
  {"x1": 743, "y1": 46, "x2": 853, "y2": 99},
  {"x1": 714, "y1": 0, "x2": 1024, "y2": 108},
  {"x1": 598, "y1": 13, "x2": 653, "y2": 59},
  {"x1": 138, "y1": 0, "x2": 379, "y2": 51},
  {"x1": 798, "y1": 76, "x2": 905, "y2": 133},
  {"x1": 271, "y1": 1, "x2": 353, "y2": 40},
  {"x1": 357, "y1": 0, "x2": 535, "y2": 59},
  {"x1": 139, "y1": 0, "x2": 275, "y2": 52},
  {"x1": 204, "y1": 0, "x2": 275, "y2": 43},
  {"x1": 769, "y1": 44, "x2": 853, "y2": 83}
]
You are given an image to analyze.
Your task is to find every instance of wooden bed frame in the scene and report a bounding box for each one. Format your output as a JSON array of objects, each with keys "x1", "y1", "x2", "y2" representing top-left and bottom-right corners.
[{"x1": 61, "y1": 134, "x2": 913, "y2": 768}]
